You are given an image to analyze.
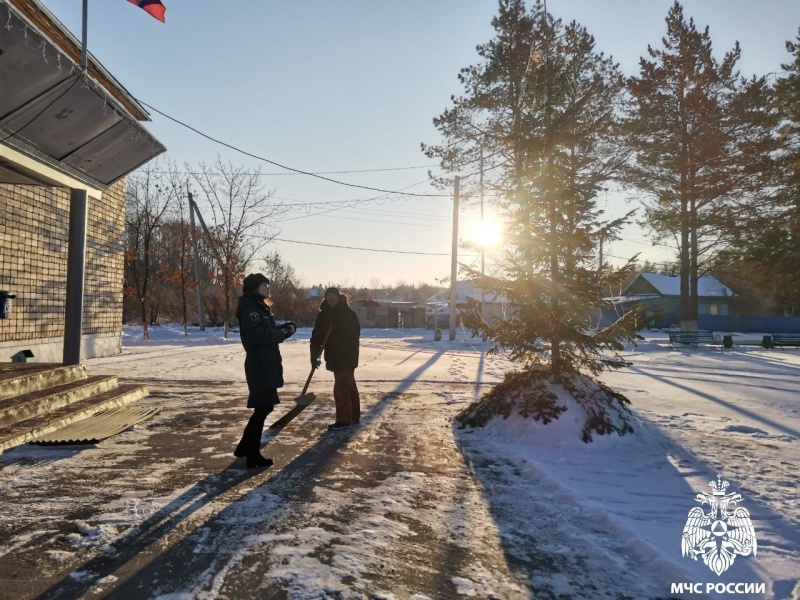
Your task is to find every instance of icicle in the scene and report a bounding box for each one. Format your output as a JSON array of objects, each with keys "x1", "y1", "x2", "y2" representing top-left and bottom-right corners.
[
  {"x1": 56, "y1": 52, "x2": 62, "y2": 70},
  {"x1": 5, "y1": 3, "x2": 13, "y2": 31},
  {"x1": 40, "y1": 40, "x2": 48, "y2": 64}
]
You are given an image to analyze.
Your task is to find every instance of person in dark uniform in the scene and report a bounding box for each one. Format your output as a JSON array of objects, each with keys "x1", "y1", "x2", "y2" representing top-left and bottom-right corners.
[
  {"x1": 234, "y1": 273, "x2": 295, "y2": 468},
  {"x1": 310, "y1": 287, "x2": 361, "y2": 430}
]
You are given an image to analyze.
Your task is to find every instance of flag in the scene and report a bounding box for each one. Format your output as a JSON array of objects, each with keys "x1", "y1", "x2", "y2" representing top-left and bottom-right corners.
[{"x1": 128, "y1": 0, "x2": 166, "y2": 23}]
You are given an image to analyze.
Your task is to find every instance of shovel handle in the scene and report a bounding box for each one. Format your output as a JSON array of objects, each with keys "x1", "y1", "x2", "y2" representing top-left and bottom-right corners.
[
  {"x1": 300, "y1": 324, "x2": 334, "y2": 397},
  {"x1": 299, "y1": 366, "x2": 316, "y2": 397}
]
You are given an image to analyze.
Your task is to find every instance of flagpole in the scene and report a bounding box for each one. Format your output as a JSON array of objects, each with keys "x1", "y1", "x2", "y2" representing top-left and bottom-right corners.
[{"x1": 81, "y1": 0, "x2": 88, "y2": 71}]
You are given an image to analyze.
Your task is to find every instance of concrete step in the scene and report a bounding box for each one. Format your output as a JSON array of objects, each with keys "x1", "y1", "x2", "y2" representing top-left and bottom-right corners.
[
  {"x1": 0, "y1": 364, "x2": 88, "y2": 402},
  {"x1": 0, "y1": 383, "x2": 149, "y2": 453},
  {"x1": 0, "y1": 375, "x2": 118, "y2": 427}
]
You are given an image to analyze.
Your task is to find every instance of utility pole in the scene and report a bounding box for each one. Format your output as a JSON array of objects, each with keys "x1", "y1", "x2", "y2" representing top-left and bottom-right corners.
[
  {"x1": 449, "y1": 176, "x2": 460, "y2": 341},
  {"x1": 187, "y1": 192, "x2": 236, "y2": 301},
  {"x1": 187, "y1": 186, "x2": 205, "y2": 330},
  {"x1": 480, "y1": 145, "x2": 487, "y2": 341}
]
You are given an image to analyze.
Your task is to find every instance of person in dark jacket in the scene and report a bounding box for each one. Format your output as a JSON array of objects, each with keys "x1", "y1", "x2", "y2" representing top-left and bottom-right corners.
[
  {"x1": 234, "y1": 273, "x2": 296, "y2": 468},
  {"x1": 310, "y1": 287, "x2": 361, "y2": 430}
]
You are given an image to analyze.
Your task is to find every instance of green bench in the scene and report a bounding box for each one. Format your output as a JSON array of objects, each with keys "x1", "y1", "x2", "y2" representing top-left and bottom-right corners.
[
  {"x1": 768, "y1": 333, "x2": 800, "y2": 348},
  {"x1": 668, "y1": 330, "x2": 722, "y2": 348}
]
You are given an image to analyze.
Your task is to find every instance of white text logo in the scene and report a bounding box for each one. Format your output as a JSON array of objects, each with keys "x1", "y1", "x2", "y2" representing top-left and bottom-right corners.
[{"x1": 681, "y1": 475, "x2": 757, "y2": 576}]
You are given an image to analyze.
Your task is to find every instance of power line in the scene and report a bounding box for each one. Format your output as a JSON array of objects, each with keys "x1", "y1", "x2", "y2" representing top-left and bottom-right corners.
[
  {"x1": 281, "y1": 201, "x2": 451, "y2": 222},
  {"x1": 272, "y1": 237, "x2": 451, "y2": 255},
  {"x1": 148, "y1": 164, "x2": 438, "y2": 176},
  {"x1": 275, "y1": 180, "x2": 432, "y2": 222},
  {"x1": 271, "y1": 178, "x2": 431, "y2": 207},
  {"x1": 613, "y1": 236, "x2": 675, "y2": 250},
  {"x1": 137, "y1": 99, "x2": 450, "y2": 198},
  {"x1": 289, "y1": 213, "x2": 448, "y2": 229},
  {"x1": 336, "y1": 207, "x2": 450, "y2": 222},
  {"x1": 276, "y1": 196, "x2": 412, "y2": 206}
]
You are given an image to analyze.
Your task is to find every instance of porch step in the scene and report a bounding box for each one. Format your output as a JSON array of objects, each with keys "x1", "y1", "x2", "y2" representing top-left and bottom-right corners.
[
  {"x1": 0, "y1": 375, "x2": 118, "y2": 427},
  {"x1": 0, "y1": 364, "x2": 88, "y2": 402},
  {"x1": 0, "y1": 383, "x2": 149, "y2": 452}
]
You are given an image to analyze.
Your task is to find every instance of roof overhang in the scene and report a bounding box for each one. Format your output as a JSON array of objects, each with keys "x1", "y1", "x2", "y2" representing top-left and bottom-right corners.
[
  {"x1": 0, "y1": 142, "x2": 104, "y2": 194},
  {"x1": 0, "y1": 0, "x2": 166, "y2": 189}
]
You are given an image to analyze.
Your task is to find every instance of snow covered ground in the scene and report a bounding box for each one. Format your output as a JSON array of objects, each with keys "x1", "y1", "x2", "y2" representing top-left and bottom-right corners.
[{"x1": 0, "y1": 325, "x2": 798, "y2": 599}]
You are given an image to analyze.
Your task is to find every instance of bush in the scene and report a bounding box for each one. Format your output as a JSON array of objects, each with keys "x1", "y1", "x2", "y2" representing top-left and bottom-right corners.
[{"x1": 455, "y1": 367, "x2": 634, "y2": 443}]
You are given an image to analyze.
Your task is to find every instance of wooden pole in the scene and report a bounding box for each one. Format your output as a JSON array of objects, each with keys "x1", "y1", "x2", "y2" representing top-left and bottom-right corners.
[
  {"x1": 187, "y1": 187, "x2": 205, "y2": 330},
  {"x1": 449, "y1": 176, "x2": 460, "y2": 341}
]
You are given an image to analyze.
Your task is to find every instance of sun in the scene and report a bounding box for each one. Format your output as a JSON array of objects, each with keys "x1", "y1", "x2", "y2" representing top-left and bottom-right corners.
[{"x1": 471, "y1": 219, "x2": 503, "y2": 248}]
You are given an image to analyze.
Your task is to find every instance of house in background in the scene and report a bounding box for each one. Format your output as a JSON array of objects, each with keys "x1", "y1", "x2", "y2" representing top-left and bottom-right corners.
[
  {"x1": 606, "y1": 273, "x2": 734, "y2": 328},
  {"x1": 426, "y1": 281, "x2": 511, "y2": 328},
  {"x1": 351, "y1": 299, "x2": 427, "y2": 329}
]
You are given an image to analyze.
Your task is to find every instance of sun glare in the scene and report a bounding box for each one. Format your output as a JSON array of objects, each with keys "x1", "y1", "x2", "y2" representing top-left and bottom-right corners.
[{"x1": 471, "y1": 219, "x2": 503, "y2": 248}]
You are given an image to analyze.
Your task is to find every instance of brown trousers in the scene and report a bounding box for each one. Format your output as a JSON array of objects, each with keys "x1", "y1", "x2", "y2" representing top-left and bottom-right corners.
[{"x1": 333, "y1": 369, "x2": 360, "y2": 424}]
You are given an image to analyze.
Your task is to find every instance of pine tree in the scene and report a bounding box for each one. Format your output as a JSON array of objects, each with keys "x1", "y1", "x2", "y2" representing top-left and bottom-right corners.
[
  {"x1": 427, "y1": 0, "x2": 638, "y2": 440},
  {"x1": 718, "y1": 30, "x2": 800, "y2": 315},
  {"x1": 624, "y1": 2, "x2": 774, "y2": 328},
  {"x1": 766, "y1": 31, "x2": 800, "y2": 313}
]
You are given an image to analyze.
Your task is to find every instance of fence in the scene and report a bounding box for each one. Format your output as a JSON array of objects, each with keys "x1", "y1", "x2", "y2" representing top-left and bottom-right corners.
[{"x1": 597, "y1": 310, "x2": 800, "y2": 334}]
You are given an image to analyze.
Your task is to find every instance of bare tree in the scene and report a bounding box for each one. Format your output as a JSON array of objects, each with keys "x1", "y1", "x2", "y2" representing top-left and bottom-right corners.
[
  {"x1": 125, "y1": 160, "x2": 181, "y2": 340},
  {"x1": 190, "y1": 157, "x2": 287, "y2": 337},
  {"x1": 261, "y1": 250, "x2": 299, "y2": 321},
  {"x1": 157, "y1": 202, "x2": 196, "y2": 337},
  {"x1": 368, "y1": 277, "x2": 383, "y2": 298}
]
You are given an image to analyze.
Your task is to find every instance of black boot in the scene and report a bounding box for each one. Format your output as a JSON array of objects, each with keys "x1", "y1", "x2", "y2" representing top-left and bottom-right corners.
[
  {"x1": 246, "y1": 453, "x2": 273, "y2": 469},
  {"x1": 236, "y1": 405, "x2": 273, "y2": 459}
]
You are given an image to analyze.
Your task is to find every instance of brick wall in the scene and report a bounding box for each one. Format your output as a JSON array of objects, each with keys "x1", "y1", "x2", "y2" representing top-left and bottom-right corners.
[{"x1": 0, "y1": 180, "x2": 126, "y2": 360}]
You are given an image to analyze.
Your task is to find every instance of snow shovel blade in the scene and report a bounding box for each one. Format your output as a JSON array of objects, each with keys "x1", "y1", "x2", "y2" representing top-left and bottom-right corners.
[{"x1": 295, "y1": 392, "x2": 316, "y2": 406}]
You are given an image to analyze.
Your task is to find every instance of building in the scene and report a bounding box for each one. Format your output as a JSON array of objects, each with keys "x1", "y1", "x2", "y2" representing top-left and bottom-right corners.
[
  {"x1": 351, "y1": 300, "x2": 427, "y2": 329},
  {"x1": 608, "y1": 273, "x2": 734, "y2": 327},
  {"x1": 1, "y1": 0, "x2": 165, "y2": 363},
  {"x1": 426, "y1": 281, "x2": 511, "y2": 328}
]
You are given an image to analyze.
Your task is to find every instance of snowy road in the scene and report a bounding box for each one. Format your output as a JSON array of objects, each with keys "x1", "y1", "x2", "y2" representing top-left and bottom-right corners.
[{"x1": 0, "y1": 329, "x2": 538, "y2": 599}]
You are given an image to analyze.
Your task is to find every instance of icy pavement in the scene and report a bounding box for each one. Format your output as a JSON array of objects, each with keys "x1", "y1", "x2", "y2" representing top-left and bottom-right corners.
[{"x1": 0, "y1": 327, "x2": 797, "y2": 599}]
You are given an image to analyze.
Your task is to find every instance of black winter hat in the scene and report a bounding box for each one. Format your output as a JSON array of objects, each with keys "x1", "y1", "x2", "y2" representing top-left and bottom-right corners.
[
  {"x1": 243, "y1": 273, "x2": 269, "y2": 294},
  {"x1": 324, "y1": 286, "x2": 340, "y2": 297}
]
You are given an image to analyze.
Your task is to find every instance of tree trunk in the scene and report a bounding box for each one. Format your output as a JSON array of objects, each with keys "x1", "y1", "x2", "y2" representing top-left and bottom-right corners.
[
  {"x1": 140, "y1": 299, "x2": 149, "y2": 341},
  {"x1": 688, "y1": 199, "x2": 700, "y2": 331},
  {"x1": 223, "y1": 269, "x2": 230, "y2": 339}
]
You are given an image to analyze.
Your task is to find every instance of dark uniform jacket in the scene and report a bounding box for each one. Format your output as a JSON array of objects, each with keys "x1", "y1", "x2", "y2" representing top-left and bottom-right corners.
[
  {"x1": 236, "y1": 293, "x2": 287, "y2": 406},
  {"x1": 310, "y1": 296, "x2": 360, "y2": 372}
]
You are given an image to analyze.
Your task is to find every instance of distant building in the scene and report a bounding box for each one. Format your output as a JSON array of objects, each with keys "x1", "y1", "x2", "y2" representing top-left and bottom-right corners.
[
  {"x1": 306, "y1": 286, "x2": 325, "y2": 300},
  {"x1": 606, "y1": 273, "x2": 734, "y2": 327},
  {"x1": 426, "y1": 281, "x2": 511, "y2": 326},
  {"x1": 350, "y1": 300, "x2": 426, "y2": 329}
]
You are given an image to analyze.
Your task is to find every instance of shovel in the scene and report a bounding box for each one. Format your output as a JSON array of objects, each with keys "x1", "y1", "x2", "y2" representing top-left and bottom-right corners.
[{"x1": 294, "y1": 324, "x2": 333, "y2": 406}]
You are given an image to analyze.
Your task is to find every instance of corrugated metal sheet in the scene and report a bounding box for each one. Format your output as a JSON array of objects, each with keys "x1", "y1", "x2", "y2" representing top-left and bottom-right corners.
[
  {"x1": 0, "y1": 1, "x2": 166, "y2": 186},
  {"x1": 30, "y1": 406, "x2": 160, "y2": 445}
]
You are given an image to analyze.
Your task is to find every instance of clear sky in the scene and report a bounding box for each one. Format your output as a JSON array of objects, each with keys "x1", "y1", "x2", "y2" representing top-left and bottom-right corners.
[{"x1": 38, "y1": 0, "x2": 800, "y2": 289}]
